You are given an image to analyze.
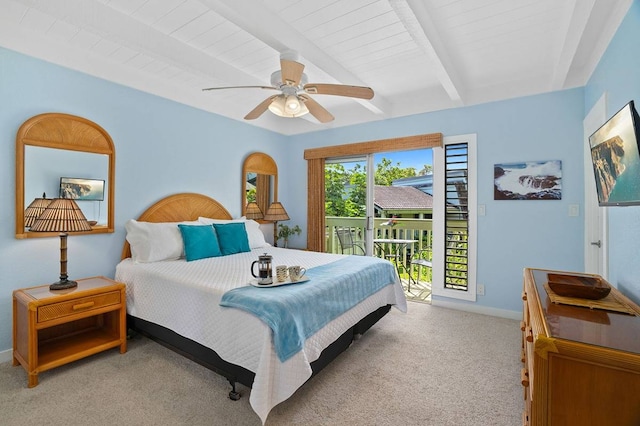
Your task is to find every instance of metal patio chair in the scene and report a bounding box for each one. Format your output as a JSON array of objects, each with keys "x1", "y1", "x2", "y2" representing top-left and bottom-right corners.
[
  {"x1": 409, "y1": 249, "x2": 433, "y2": 292},
  {"x1": 335, "y1": 228, "x2": 365, "y2": 255}
]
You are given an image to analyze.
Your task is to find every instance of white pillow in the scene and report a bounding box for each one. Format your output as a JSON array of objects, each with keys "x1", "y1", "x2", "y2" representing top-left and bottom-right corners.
[
  {"x1": 198, "y1": 216, "x2": 270, "y2": 249},
  {"x1": 125, "y1": 219, "x2": 200, "y2": 263}
]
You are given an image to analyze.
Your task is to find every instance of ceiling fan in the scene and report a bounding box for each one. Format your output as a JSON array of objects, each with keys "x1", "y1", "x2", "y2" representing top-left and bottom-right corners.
[{"x1": 203, "y1": 57, "x2": 374, "y2": 123}]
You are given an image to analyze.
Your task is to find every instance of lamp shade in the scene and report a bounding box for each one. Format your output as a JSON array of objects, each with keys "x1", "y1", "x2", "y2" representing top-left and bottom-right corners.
[
  {"x1": 245, "y1": 202, "x2": 264, "y2": 220},
  {"x1": 30, "y1": 198, "x2": 92, "y2": 233},
  {"x1": 24, "y1": 193, "x2": 52, "y2": 228},
  {"x1": 268, "y1": 94, "x2": 309, "y2": 118},
  {"x1": 30, "y1": 198, "x2": 92, "y2": 290},
  {"x1": 263, "y1": 202, "x2": 290, "y2": 222}
]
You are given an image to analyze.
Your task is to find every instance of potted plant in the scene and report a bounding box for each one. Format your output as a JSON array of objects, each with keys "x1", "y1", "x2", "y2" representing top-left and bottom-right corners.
[{"x1": 277, "y1": 224, "x2": 302, "y2": 248}]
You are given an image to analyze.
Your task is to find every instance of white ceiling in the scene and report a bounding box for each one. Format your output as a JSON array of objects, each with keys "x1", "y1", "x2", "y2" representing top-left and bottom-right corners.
[{"x1": 0, "y1": 0, "x2": 632, "y2": 135}]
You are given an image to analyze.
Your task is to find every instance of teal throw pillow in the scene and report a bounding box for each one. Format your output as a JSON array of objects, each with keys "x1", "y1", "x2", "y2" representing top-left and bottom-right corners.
[
  {"x1": 213, "y1": 222, "x2": 251, "y2": 255},
  {"x1": 178, "y1": 224, "x2": 222, "y2": 261}
]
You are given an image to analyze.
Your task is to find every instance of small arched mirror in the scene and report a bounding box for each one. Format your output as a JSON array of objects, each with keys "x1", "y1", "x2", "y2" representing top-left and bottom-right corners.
[
  {"x1": 16, "y1": 113, "x2": 115, "y2": 238},
  {"x1": 242, "y1": 152, "x2": 278, "y2": 220}
]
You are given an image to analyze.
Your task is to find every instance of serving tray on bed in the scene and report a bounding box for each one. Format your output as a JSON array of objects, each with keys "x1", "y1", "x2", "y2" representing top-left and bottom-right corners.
[{"x1": 249, "y1": 276, "x2": 310, "y2": 288}]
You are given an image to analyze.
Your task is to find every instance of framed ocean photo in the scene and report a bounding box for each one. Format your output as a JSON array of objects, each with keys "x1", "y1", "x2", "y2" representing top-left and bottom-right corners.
[{"x1": 494, "y1": 160, "x2": 562, "y2": 200}]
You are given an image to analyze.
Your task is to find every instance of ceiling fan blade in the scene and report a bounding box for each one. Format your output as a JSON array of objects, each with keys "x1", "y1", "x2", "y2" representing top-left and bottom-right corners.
[
  {"x1": 281, "y1": 59, "x2": 305, "y2": 86},
  {"x1": 203, "y1": 85, "x2": 277, "y2": 91},
  {"x1": 304, "y1": 83, "x2": 374, "y2": 100},
  {"x1": 299, "y1": 95, "x2": 334, "y2": 123},
  {"x1": 244, "y1": 95, "x2": 278, "y2": 120}
]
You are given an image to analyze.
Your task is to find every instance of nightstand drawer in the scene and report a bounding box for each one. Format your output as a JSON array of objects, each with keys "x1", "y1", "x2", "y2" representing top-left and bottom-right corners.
[{"x1": 38, "y1": 291, "x2": 121, "y2": 323}]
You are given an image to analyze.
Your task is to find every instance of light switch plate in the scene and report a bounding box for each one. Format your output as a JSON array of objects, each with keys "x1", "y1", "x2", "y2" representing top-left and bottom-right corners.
[{"x1": 569, "y1": 204, "x2": 579, "y2": 217}]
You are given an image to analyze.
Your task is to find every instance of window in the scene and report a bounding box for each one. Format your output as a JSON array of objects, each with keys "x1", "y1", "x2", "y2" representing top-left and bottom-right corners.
[
  {"x1": 432, "y1": 134, "x2": 477, "y2": 302},
  {"x1": 444, "y1": 143, "x2": 469, "y2": 290}
]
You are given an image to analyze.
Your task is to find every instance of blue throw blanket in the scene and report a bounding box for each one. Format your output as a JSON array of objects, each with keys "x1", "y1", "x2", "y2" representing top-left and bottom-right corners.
[{"x1": 219, "y1": 256, "x2": 398, "y2": 362}]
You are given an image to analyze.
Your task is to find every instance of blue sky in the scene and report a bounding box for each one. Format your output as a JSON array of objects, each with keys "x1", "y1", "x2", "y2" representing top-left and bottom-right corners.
[
  {"x1": 337, "y1": 148, "x2": 433, "y2": 173},
  {"x1": 376, "y1": 148, "x2": 433, "y2": 172}
]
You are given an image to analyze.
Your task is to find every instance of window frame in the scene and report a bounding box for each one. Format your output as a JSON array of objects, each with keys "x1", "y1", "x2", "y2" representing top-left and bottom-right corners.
[{"x1": 432, "y1": 134, "x2": 478, "y2": 302}]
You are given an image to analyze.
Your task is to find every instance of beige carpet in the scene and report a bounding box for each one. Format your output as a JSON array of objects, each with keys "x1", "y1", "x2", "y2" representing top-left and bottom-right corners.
[{"x1": 0, "y1": 302, "x2": 522, "y2": 425}]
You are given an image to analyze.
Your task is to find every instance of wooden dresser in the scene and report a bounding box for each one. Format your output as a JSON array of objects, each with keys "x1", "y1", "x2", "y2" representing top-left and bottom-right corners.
[{"x1": 521, "y1": 268, "x2": 640, "y2": 426}]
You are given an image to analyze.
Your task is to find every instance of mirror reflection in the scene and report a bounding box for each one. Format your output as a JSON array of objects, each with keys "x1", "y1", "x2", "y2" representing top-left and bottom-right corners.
[
  {"x1": 246, "y1": 172, "x2": 257, "y2": 204},
  {"x1": 241, "y1": 153, "x2": 278, "y2": 219},
  {"x1": 25, "y1": 146, "x2": 109, "y2": 226}
]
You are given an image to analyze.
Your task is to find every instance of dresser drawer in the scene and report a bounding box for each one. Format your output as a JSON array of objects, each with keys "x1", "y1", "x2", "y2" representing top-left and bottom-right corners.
[{"x1": 38, "y1": 291, "x2": 121, "y2": 323}]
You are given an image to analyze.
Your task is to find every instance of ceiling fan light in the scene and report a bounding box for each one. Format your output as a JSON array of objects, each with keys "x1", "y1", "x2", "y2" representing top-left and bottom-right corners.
[
  {"x1": 285, "y1": 95, "x2": 300, "y2": 113},
  {"x1": 268, "y1": 95, "x2": 309, "y2": 118},
  {"x1": 268, "y1": 95, "x2": 287, "y2": 116},
  {"x1": 296, "y1": 102, "x2": 309, "y2": 117}
]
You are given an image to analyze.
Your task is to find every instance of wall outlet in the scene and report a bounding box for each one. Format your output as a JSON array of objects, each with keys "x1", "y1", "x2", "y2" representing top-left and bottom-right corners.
[{"x1": 477, "y1": 284, "x2": 485, "y2": 296}]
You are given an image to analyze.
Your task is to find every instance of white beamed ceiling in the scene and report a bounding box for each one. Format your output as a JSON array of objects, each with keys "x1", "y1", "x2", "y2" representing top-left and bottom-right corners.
[{"x1": 0, "y1": 0, "x2": 631, "y2": 135}]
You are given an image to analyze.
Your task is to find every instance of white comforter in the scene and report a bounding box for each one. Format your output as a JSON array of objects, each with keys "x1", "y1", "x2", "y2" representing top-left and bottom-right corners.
[{"x1": 115, "y1": 247, "x2": 407, "y2": 423}]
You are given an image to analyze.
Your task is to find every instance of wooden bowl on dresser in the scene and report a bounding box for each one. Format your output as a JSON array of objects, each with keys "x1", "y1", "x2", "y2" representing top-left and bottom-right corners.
[{"x1": 547, "y1": 273, "x2": 611, "y2": 300}]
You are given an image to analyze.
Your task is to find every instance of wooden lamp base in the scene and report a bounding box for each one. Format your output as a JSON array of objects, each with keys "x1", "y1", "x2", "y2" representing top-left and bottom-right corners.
[{"x1": 49, "y1": 233, "x2": 78, "y2": 291}]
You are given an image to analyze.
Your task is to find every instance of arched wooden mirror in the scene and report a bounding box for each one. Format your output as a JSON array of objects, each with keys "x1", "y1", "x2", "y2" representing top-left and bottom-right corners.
[
  {"x1": 241, "y1": 152, "x2": 278, "y2": 220},
  {"x1": 16, "y1": 113, "x2": 115, "y2": 238}
]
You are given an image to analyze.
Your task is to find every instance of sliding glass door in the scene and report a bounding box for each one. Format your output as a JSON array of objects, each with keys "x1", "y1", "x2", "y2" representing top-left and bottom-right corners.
[
  {"x1": 325, "y1": 149, "x2": 434, "y2": 263},
  {"x1": 325, "y1": 157, "x2": 369, "y2": 255}
]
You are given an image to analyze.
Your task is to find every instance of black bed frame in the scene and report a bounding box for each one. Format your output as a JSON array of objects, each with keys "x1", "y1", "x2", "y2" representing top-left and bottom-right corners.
[{"x1": 127, "y1": 304, "x2": 391, "y2": 400}]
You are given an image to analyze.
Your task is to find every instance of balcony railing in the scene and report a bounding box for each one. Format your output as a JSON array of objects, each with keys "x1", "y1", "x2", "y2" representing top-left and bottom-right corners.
[
  {"x1": 326, "y1": 216, "x2": 435, "y2": 302},
  {"x1": 326, "y1": 216, "x2": 433, "y2": 272}
]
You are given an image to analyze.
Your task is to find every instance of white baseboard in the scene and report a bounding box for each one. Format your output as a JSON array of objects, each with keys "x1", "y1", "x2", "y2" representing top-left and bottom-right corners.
[
  {"x1": 432, "y1": 298, "x2": 521, "y2": 320},
  {"x1": 0, "y1": 348, "x2": 13, "y2": 364}
]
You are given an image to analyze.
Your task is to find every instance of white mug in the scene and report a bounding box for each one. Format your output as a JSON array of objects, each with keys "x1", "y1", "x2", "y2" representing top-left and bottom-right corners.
[
  {"x1": 288, "y1": 266, "x2": 307, "y2": 282},
  {"x1": 276, "y1": 265, "x2": 288, "y2": 282}
]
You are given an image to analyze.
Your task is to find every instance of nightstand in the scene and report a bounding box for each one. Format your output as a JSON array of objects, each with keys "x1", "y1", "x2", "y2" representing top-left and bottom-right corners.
[{"x1": 13, "y1": 276, "x2": 127, "y2": 387}]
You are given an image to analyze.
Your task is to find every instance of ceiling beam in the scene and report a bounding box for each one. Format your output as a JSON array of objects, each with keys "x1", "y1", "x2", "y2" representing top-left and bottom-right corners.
[
  {"x1": 392, "y1": 0, "x2": 465, "y2": 106},
  {"x1": 550, "y1": 0, "x2": 597, "y2": 90},
  {"x1": 573, "y1": 0, "x2": 632, "y2": 86},
  {"x1": 201, "y1": 0, "x2": 390, "y2": 116}
]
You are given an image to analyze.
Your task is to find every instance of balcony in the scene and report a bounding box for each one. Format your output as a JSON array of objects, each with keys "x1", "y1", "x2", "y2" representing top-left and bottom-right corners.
[{"x1": 326, "y1": 216, "x2": 433, "y2": 303}]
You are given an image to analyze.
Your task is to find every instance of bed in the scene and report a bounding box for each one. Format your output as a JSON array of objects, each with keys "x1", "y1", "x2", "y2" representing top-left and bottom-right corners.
[{"x1": 115, "y1": 193, "x2": 407, "y2": 423}]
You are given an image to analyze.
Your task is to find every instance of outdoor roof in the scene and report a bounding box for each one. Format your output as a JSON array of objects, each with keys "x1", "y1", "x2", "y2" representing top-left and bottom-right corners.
[{"x1": 374, "y1": 185, "x2": 433, "y2": 211}]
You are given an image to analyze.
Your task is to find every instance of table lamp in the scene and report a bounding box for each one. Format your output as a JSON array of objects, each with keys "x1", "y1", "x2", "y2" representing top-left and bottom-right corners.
[
  {"x1": 245, "y1": 202, "x2": 264, "y2": 220},
  {"x1": 30, "y1": 198, "x2": 93, "y2": 290},
  {"x1": 263, "y1": 201, "x2": 289, "y2": 247},
  {"x1": 24, "y1": 192, "x2": 52, "y2": 228}
]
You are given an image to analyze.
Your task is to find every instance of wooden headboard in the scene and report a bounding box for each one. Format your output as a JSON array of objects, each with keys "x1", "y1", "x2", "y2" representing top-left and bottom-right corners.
[{"x1": 121, "y1": 193, "x2": 232, "y2": 259}]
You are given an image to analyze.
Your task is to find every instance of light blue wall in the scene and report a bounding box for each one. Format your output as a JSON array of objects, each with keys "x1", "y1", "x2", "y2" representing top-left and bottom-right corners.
[
  {"x1": 285, "y1": 89, "x2": 586, "y2": 313},
  {"x1": 585, "y1": 0, "x2": 640, "y2": 304},
  {"x1": 9, "y1": 6, "x2": 639, "y2": 352},
  {"x1": 0, "y1": 47, "x2": 285, "y2": 353}
]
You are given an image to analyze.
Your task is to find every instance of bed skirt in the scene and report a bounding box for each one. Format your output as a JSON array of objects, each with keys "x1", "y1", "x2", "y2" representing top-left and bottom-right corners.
[{"x1": 126, "y1": 304, "x2": 391, "y2": 391}]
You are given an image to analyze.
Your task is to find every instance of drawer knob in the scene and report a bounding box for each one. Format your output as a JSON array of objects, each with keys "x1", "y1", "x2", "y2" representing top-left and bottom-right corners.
[
  {"x1": 521, "y1": 368, "x2": 529, "y2": 387},
  {"x1": 72, "y1": 301, "x2": 95, "y2": 310},
  {"x1": 521, "y1": 291, "x2": 527, "y2": 301}
]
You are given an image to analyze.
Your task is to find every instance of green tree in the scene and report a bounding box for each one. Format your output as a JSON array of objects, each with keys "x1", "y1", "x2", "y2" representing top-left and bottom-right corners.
[
  {"x1": 375, "y1": 158, "x2": 417, "y2": 185},
  {"x1": 419, "y1": 164, "x2": 433, "y2": 175},
  {"x1": 325, "y1": 163, "x2": 349, "y2": 216},
  {"x1": 325, "y1": 159, "x2": 423, "y2": 218},
  {"x1": 347, "y1": 163, "x2": 366, "y2": 217},
  {"x1": 246, "y1": 187, "x2": 256, "y2": 203}
]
